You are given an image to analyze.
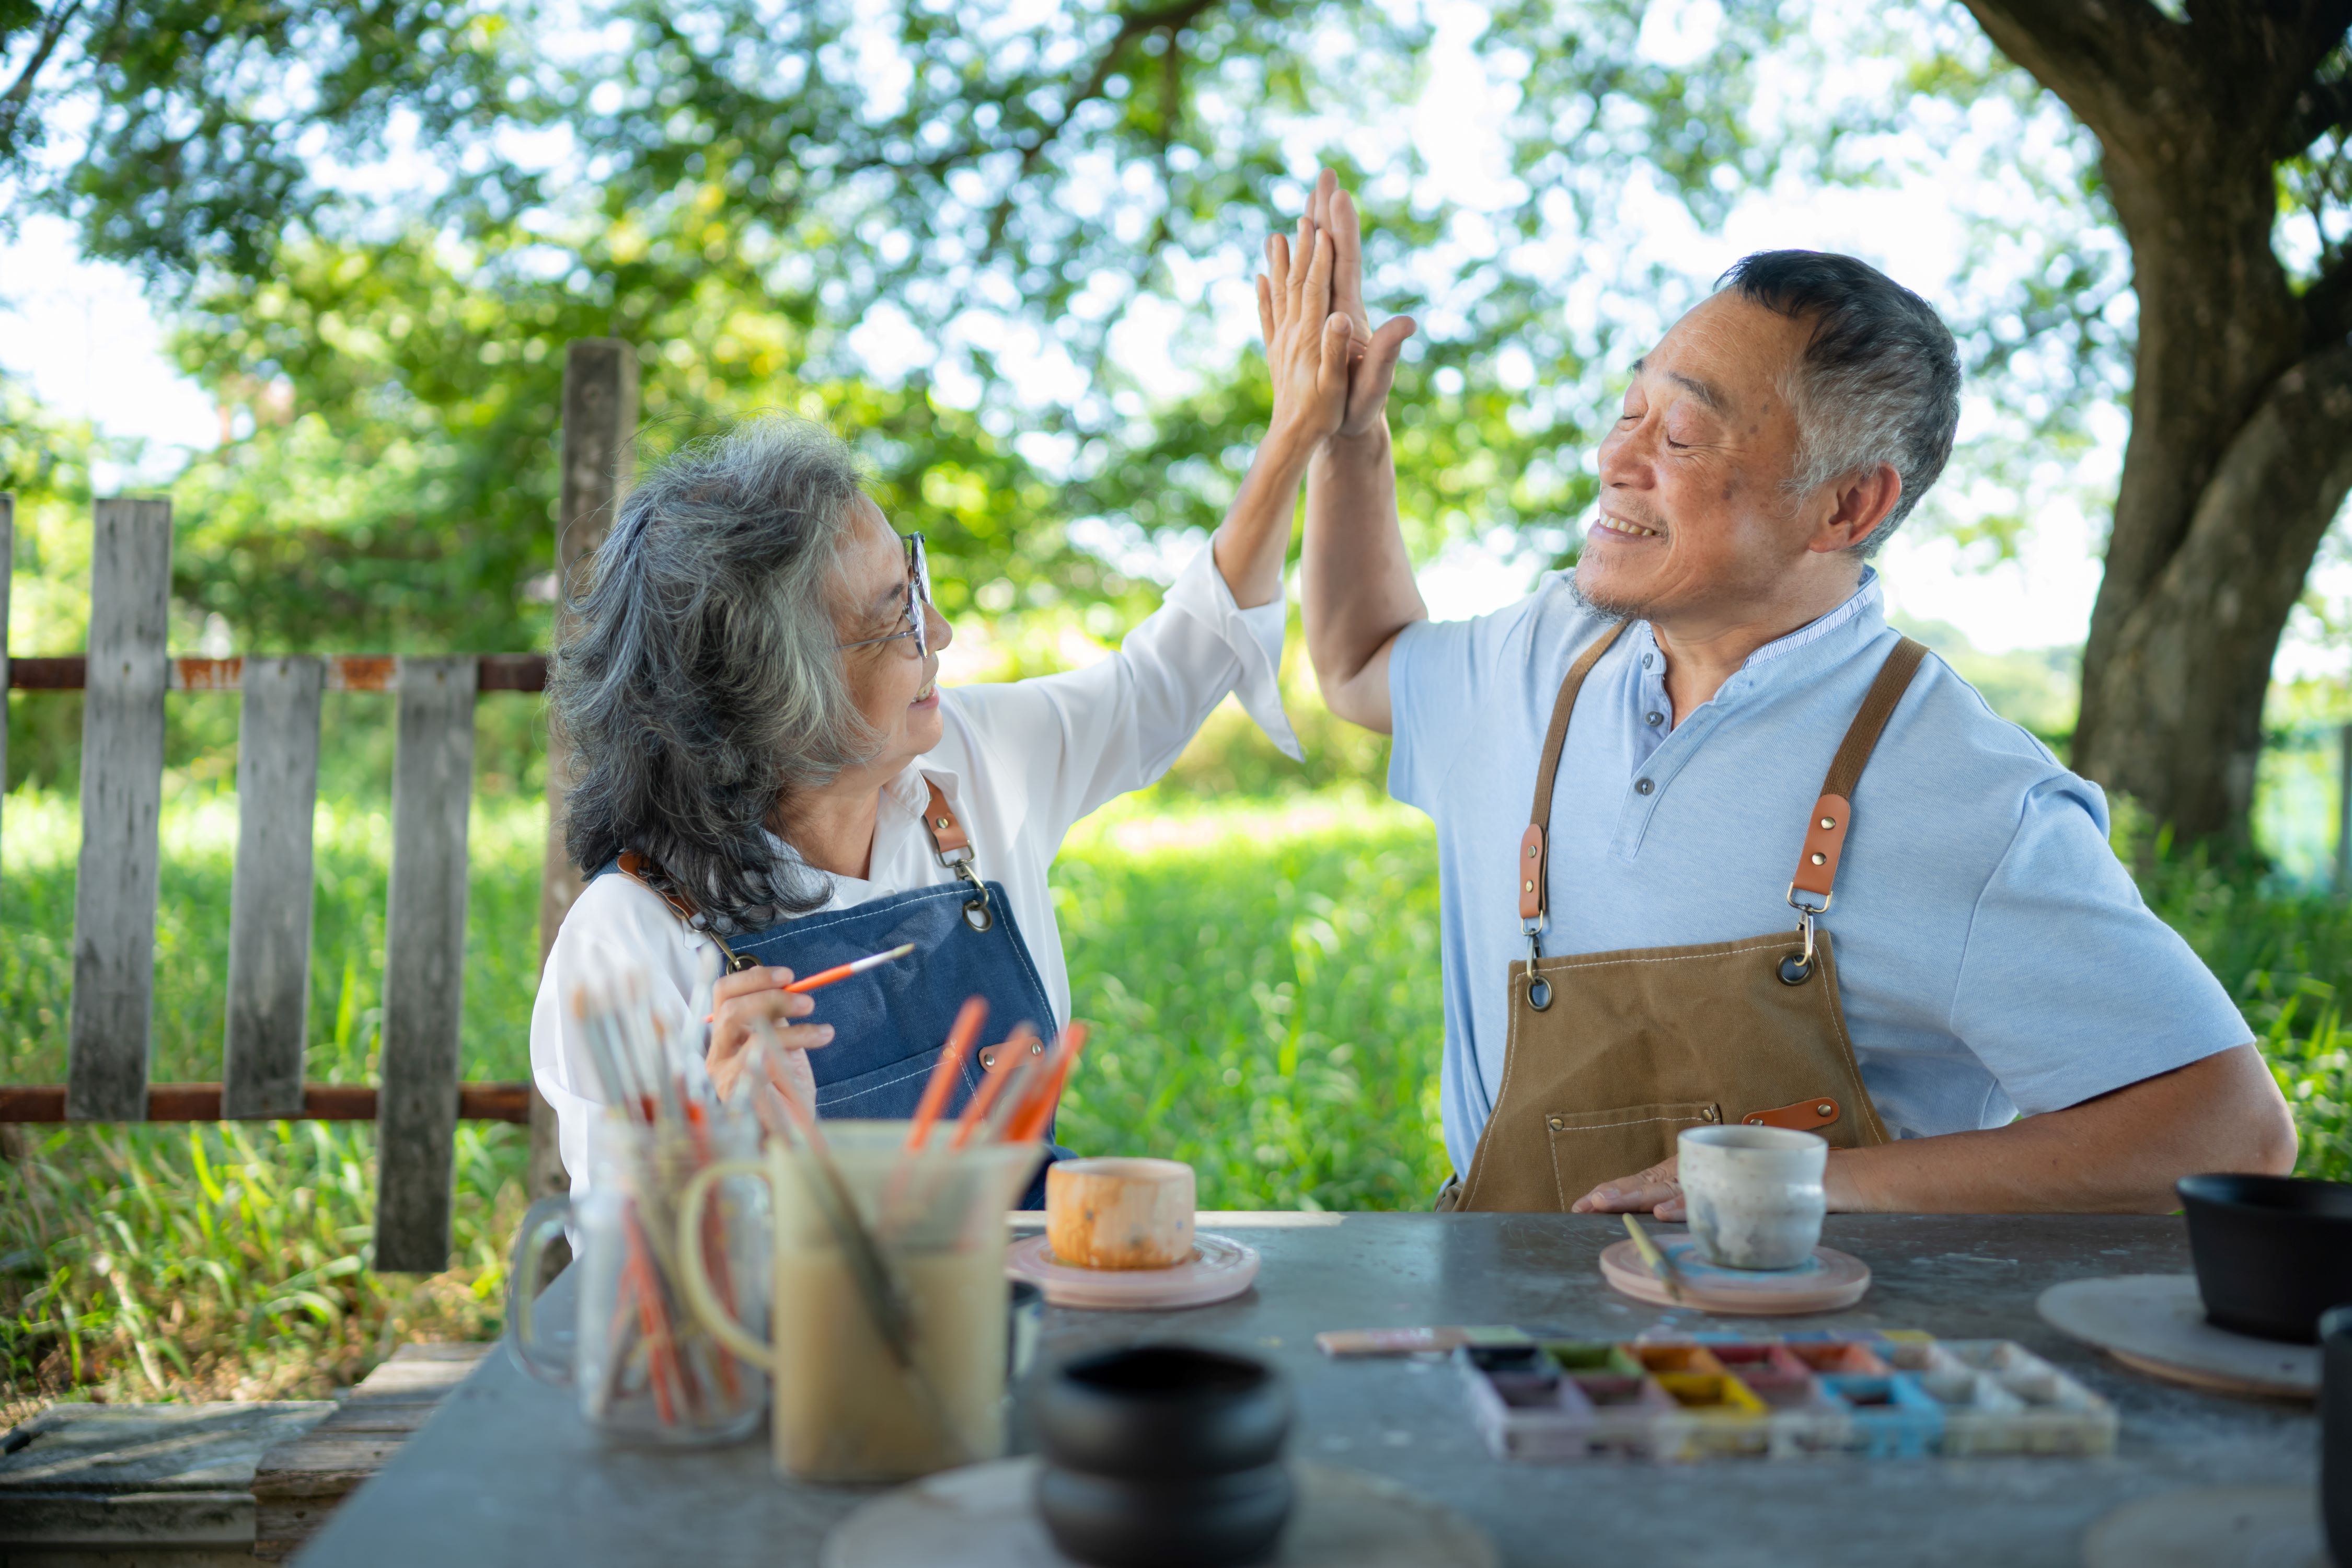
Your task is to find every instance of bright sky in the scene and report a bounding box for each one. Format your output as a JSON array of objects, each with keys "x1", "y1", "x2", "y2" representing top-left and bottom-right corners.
[{"x1": 0, "y1": 0, "x2": 2335, "y2": 671}]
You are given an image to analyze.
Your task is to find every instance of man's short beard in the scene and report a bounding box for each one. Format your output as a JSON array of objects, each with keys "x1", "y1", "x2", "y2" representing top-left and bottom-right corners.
[{"x1": 1567, "y1": 560, "x2": 1649, "y2": 623}]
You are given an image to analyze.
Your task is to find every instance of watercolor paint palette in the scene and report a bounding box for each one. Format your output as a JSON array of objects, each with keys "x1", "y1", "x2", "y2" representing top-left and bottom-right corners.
[{"x1": 1457, "y1": 1331, "x2": 2115, "y2": 1462}]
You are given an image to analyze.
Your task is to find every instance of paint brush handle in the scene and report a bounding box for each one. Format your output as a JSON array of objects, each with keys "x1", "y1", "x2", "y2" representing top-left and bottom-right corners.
[
  {"x1": 783, "y1": 942, "x2": 917, "y2": 994},
  {"x1": 1621, "y1": 1213, "x2": 1685, "y2": 1302}
]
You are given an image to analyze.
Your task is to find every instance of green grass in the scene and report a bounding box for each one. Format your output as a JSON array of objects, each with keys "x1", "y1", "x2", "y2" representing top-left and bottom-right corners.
[{"x1": 7, "y1": 777, "x2": 2352, "y2": 1421}]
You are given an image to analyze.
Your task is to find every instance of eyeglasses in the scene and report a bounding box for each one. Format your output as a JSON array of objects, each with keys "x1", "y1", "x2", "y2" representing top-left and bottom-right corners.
[{"x1": 835, "y1": 532, "x2": 933, "y2": 659}]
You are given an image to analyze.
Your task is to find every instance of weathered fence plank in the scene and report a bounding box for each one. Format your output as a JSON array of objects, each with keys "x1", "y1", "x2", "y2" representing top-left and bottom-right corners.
[
  {"x1": 67, "y1": 498, "x2": 173, "y2": 1121},
  {"x1": 374, "y1": 656, "x2": 477, "y2": 1271},
  {"x1": 224, "y1": 657, "x2": 326, "y2": 1118},
  {"x1": 2, "y1": 493, "x2": 13, "y2": 904},
  {"x1": 531, "y1": 338, "x2": 638, "y2": 1200}
]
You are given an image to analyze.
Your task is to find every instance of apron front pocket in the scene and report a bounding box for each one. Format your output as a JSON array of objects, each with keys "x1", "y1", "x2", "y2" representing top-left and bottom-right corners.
[
  {"x1": 1542, "y1": 1102, "x2": 1720, "y2": 1211},
  {"x1": 815, "y1": 1045, "x2": 960, "y2": 1117}
]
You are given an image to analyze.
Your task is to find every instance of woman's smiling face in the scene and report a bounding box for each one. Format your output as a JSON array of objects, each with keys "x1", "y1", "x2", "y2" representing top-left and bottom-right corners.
[{"x1": 834, "y1": 493, "x2": 951, "y2": 773}]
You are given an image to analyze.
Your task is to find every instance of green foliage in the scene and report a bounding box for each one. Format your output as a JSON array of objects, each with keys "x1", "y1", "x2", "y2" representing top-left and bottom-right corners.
[
  {"x1": 1053, "y1": 790, "x2": 1448, "y2": 1212},
  {"x1": 0, "y1": 0, "x2": 517, "y2": 285},
  {"x1": 13, "y1": 771, "x2": 2352, "y2": 1415}
]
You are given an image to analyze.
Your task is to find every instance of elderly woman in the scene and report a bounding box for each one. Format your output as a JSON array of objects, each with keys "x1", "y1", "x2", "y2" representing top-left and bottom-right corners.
[{"x1": 530, "y1": 218, "x2": 1372, "y2": 1190}]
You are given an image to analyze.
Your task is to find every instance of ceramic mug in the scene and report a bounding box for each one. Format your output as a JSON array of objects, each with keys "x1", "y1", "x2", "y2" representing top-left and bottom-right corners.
[{"x1": 1677, "y1": 1125, "x2": 1828, "y2": 1271}]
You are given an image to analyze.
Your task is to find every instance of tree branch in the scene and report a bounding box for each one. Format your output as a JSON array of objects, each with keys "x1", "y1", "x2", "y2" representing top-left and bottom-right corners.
[
  {"x1": 2308, "y1": 249, "x2": 2352, "y2": 348},
  {"x1": 0, "y1": 0, "x2": 91, "y2": 159},
  {"x1": 1958, "y1": 0, "x2": 2182, "y2": 151},
  {"x1": 980, "y1": 0, "x2": 1220, "y2": 254},
  {"x1": 2277, "y1": 73, "x2": 2352, "y2": 160}
]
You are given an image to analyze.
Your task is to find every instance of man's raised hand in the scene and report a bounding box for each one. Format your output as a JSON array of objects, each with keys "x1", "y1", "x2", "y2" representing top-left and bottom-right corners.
[
  {"x1": 1307, "y1": 167, "x2": 1416, "y2": 440},
  {"x1": 1255, "y1": 213, "x2": 1354, "y2": 452}
]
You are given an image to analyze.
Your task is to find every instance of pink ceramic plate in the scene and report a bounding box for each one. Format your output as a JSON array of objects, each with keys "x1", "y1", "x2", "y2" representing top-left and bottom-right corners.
[{"x1": 1006, "y1": 1231, "x2": 1261, "y2": 1310}]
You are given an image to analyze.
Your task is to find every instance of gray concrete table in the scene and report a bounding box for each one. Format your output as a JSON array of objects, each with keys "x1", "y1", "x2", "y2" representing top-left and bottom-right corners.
[{"x1": 292, "y1": 1213, "x2": 2318, "y2": 1568}]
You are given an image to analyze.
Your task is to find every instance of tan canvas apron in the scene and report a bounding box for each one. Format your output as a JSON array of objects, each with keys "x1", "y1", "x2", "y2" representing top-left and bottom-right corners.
[{"x1": 1452, "y1": 623, "x2": 1929, "y2": 1213}]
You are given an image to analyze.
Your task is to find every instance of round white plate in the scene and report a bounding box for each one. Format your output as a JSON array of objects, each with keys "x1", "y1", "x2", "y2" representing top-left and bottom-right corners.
[
  {"x1": 821, "y1": 1457, "x2": 1495, "y2": 1568},
  {"x1": 2037, "y1": 1274, "x2": 2319, "y2": 1399},
  {"x1": 1006, "y1": 1230, "x2": 1260, "y2": 1310}
]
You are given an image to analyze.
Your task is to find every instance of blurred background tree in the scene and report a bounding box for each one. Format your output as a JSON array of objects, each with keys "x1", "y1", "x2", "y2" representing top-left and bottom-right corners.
[{"x1": 3, "y1": 0, "x2": 2350, "y2": 842}]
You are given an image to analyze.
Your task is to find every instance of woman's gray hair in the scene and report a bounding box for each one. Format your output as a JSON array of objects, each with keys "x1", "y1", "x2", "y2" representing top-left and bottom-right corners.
[
  {"x1": 1719, "y1": 251, "x2": 1962, "y2": 557},
  {"x1": 553, "y1": 417, "x2": 872, "y2": 933}
]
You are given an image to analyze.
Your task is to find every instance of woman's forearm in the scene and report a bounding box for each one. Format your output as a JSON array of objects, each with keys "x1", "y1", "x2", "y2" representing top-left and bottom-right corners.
[
  {"x1": 1302, "y1": 421, "x2": 1425, "y2": 732},
  {"x1": 1211, "y1": 426, "x2": 1321, "y2": 608}
]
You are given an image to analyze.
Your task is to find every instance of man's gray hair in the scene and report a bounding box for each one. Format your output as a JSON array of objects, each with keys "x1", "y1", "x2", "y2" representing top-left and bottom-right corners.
[
  {"x1": 552, "y1": 417, "x2": 873, "y2": 932},
  {"x1": 1719, "y1": 251, "x2": 1962, "y2": 556}
]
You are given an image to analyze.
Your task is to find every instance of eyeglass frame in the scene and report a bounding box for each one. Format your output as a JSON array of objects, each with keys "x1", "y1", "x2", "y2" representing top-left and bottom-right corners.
[{"x1": 835, "y1": 532, "x2": 932, "y2": 659}]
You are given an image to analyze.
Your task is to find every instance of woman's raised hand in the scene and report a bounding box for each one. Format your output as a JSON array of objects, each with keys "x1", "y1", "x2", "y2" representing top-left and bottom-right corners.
[
  {"x1": 1256, "y1": 213, "x2": 1354, "y2": 452},
  {"x1": 705, "y1": 964, "x2": 831, "y2": 1109}
]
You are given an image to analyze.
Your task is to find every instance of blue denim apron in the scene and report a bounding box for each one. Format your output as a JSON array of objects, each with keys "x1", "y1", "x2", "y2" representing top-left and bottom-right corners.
[{"x1": 596, "y1": 780, "x2": 1065, "y2": 1206}]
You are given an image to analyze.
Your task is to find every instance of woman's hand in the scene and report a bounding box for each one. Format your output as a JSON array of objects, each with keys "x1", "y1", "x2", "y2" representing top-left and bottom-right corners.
[
  {"x1": 1256, "y1": 214, "x2": 1354, "y2": 455},
  {"x1": 705, "y1": 965, "x2": 833, "y2": 1108}
]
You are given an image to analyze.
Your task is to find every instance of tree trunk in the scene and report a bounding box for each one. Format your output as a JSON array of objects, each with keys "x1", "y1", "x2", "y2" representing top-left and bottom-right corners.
[{"x1": 1962, "y1": 0, "x2": 2352, "y2": 843}]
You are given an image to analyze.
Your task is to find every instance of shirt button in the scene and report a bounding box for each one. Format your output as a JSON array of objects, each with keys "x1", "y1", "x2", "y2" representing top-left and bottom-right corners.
[
  {"x1": 1635, "y1": 778, "x2": 1655, "y2": 795},
  {"x1": 1645, "y1": 711, "x2": 1663, "y2": 726},
  {"x1": 1642, "y1": 653, "x2": 1655, "y2": 670}
]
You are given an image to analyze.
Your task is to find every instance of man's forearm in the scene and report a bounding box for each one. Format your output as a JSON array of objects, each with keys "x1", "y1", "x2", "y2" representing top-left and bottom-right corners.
[
  {"x1": 1829, "y1": 1043, "x2": 2297, "y2": 1214},
  {"x1": 1302, "y1": 421, "x2": 1425, "y2": 731}
]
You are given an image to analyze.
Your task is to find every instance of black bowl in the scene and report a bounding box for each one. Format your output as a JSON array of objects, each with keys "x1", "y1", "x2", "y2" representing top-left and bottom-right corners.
[
  {"x1": 1036, "y1": 1460, "x2": 1293, "y2": 1568},
  {"x1": 2321, "y1": 1306, "x2": 2352, "y2": 1566},
  {"x1": 1036, "y1": 1345, "x2": 1292, "y2": 1480},
  {"x1": 2177, "y1": 1173, "x2": 2352, "y2": 1343}
]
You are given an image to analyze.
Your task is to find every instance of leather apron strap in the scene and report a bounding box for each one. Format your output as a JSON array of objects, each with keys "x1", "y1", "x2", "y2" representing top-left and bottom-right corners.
[
  {"x1": 1518, "y1": 629, "x2": 1930, "y2": 937},
  {"x1": 1518, "y1": 622, "x2": 1629, "y2": 936}
]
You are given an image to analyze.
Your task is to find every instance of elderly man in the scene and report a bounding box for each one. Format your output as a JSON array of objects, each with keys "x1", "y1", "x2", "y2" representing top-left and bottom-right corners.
[{"x1": 1289, "y1": 171, "x2": 2295, "y2": 1215}]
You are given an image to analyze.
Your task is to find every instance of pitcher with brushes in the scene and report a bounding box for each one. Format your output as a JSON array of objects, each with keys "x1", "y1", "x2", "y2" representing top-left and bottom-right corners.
[{"x1": 678, "y1": 1004, "x2": 1089, "y2": 1480}]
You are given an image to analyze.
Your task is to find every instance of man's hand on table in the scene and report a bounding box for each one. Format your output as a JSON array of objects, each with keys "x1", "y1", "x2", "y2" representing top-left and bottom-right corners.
[{"x1": 1567, "y1": 1043, "x2": 2298, "y2": 1217}]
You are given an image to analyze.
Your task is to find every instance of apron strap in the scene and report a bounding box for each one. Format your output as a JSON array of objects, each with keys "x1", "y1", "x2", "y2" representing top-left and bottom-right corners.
[
  {"x1": 1517, "y1": 628, "x2": 1931, "y2": 930},
  {"x1": 1520, "y1": 622, "x2": 1629, "y2": 930},
  {"x1": 1788, "y1": 636, "x2": 1929, "y2": 909},
  {"x1": 616, "y1": 850, "x2": 756, "y2": 972}
]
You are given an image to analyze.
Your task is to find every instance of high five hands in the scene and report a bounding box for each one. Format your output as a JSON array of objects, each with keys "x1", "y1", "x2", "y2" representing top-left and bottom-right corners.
[{"x1": 1256, "y1": 168, "x2": 1417, "y2": 452}]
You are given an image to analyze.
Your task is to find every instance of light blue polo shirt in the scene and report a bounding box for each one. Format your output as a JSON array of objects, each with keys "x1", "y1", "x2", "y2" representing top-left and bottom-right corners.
[{"x1": 1389, "y1": 569, "x2": 2253, "y2": 1180}]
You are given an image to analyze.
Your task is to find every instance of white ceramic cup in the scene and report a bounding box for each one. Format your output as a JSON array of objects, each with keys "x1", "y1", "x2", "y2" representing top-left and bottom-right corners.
[{"x1": 1677, "y1": 1125, "x2": 1828, "y2": 1271}]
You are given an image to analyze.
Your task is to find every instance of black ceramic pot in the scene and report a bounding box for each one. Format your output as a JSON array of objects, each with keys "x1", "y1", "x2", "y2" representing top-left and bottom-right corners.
[
  {"x1": 2177, "y1": 1173, "x2": 2352, "y2": 1343},
  {"x1": 2323, "y1": 1305, "x2": 2352, "y2": 1568},
  {"x1": 1036, "y1": 1461, "x2": 1293, "y2": 1568},
  {"x1": 1034, "y1": 1345, "x2": 1295, "y2": 1568},
  {"x1": 1036, "y1": 1344, "x2": 1292, "y2": 1479}
]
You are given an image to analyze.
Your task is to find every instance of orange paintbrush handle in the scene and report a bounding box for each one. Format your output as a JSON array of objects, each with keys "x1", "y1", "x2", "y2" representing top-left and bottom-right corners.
[
  {"x1": 949, "y1": 1028, "x2": 1034, "y2": 1149},
  {"x1": 784, "y1": 942, "x2": 917, "y2": 993},
  {"x1": 905, "y1": 995, "x2": 988, "y2": 1150},
  {"x1": 1006, "y1": 1022, "x2": 1088, "y2": 1144}
]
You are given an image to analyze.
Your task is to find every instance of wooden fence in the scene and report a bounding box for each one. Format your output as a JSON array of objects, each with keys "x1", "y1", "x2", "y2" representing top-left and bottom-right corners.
[{"x1": 0, "y1": 340, "x2": 639, "y2": 1273}]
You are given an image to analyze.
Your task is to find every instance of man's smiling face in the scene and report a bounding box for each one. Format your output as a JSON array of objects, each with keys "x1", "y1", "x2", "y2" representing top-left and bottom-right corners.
[{"x1": 1575, "y1": 290, "x2": 1825, "y2": 624}]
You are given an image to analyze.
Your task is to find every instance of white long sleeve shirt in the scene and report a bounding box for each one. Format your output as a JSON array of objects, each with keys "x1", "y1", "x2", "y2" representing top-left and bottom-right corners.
[{"x1": 530, "y1": 546, "x2": 1296, "y2": 1187}]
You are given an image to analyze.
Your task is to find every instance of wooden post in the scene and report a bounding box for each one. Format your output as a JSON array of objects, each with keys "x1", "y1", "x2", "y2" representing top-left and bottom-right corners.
[
  {"x1": 68, "y1": 499, "x2": 172, "y2": 1121},
  {"x1": 224, "y1": 656, "x2": 326, "y2": 1118},
  {"x1": 2337, "y1": 722, "x2": 2351, "y2": 896},
  {"x1": 374, "y1": 657, "x2": 477, "y2": 1272},
  {"x1": 532, "y1": 339, "x2": 637, "y2": 1198},
  {"x1": 1, "y1": 494, "x2": 11, "y2": 907}
]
